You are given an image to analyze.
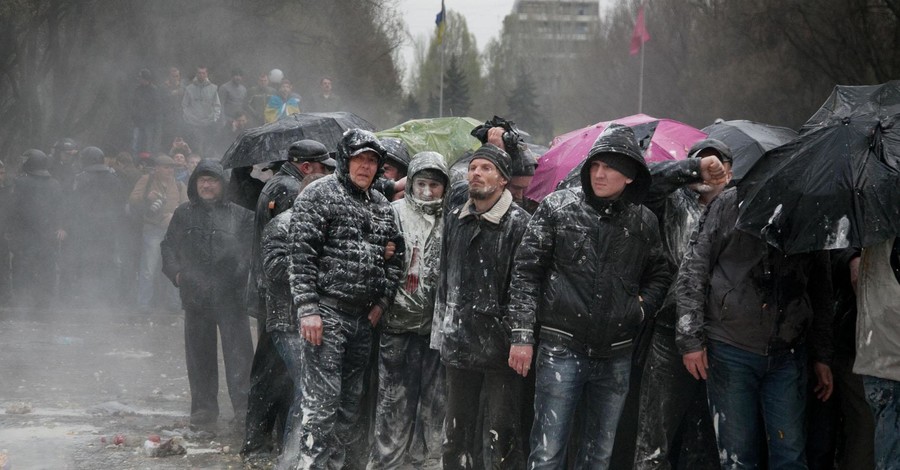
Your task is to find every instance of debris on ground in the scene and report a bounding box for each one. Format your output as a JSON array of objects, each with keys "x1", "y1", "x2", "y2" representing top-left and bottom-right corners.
[
  {"x1": 5, "y1": 402, "x2": 33, "y2": 414},
  {"x1": 143, "y1": 437, "x2": 187, "y2": 457}
]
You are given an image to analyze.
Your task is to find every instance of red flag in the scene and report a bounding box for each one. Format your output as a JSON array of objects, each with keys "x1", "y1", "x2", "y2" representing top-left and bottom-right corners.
[{"x1": 630, "y1": 6, "x2": 650, "y2": 55}]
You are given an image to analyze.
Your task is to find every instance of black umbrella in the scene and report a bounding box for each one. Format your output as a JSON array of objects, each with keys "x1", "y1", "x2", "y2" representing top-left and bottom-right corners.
[
  {"x1": 701, "y1": 120, "x2": 798, "y2": 183},
  {"x1": 802, "y1": 81, "x2": 900, "y2": 133},
  {"x1": 736, "y1": 118, "x2": 900, "y2": 254},
  {"x1": 220, "y1": 112, "x2": 375, "y2": 169}
]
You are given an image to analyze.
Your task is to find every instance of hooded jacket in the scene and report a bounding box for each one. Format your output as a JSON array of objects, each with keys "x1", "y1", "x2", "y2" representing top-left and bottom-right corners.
[
  {"x1": 508, "y1": 128, "x2": 670, "y2": 357},
  {"x1": 182, "y1": 78, "x2": 221, "y2": 126},
  {"x1": 675, "y1": 188, "x2": 834, "y2": 363},
  {"x1": 161, "y1": 159, "x2": 253, "y2": 310},
  {"x1": 384, "y1": 152, "x2": 448, "y2": 335},
  {"x1": 289, "y1": 129, "x2": 404, "y2": 319}
]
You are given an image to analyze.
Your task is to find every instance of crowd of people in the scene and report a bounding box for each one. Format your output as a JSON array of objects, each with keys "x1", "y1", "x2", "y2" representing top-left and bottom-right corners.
[{"x1": 0, "y1": 67, "x2": 898, "y2": 470}]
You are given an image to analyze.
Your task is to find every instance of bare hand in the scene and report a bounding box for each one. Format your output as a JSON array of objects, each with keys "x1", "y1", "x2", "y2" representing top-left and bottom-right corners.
[
  {"x1": 508, "y1": 344, "x2": 534, "y2": 377},
  {"x1": 813, "y1": 362, "x2": 834, "y2": 401},
  {"x1": 849, "y1": 256, "x2": 860, "y2": 295},
  {"x1": 301, "y1": 314, "x2": 323, "y2": 346},
  {"x1": 699, "y1": 156, "x2": 727, "y2": 186},
  {"x1": 368, "y1": 305, "x2": 383, "y2": 327},
  {"x1": 683, "y1": 349, "x2": 709, "y2": 380},
  {"x1": 56, "y1": 229, "x2": 67, "y2": 241},
  {"x1": 487, "y1": 127, "x2": 506, "y2": 150},
  {"x1": 384, "y1": 242, "x2": 396, "y2": 260},
  {"x1": 393, "y1": 177, "x2": 406, "y2": 194}
]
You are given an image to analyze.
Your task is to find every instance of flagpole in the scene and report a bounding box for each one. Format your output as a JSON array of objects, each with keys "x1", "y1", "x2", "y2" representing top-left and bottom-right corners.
[
  {"x1": 440, "y1": 36, "x2": 445, "y2": 118},
  {"x1": 638, "y1": 40, "x2": 644, "y2": 114}
]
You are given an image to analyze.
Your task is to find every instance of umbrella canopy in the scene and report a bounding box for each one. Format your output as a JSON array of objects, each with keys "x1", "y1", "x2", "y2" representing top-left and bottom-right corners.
[
  {"x1": 220, "y1": 112, "x2": 375, "y2": 169},
  {"x1": 525, "y1": 114, "x2": 706, "y2": 202},
  {"x1": 376, "y1": 117, "x2": 482, "y2": 167},
  {"x1": 736, "y1": 119, "x2": 900, "y2": 254},
  {"x1": 701, "y1": 120, "x2": 798, "y2": 183},
  {"x1": 802, "y1": 81, "x2": 900, "y2": 133}
]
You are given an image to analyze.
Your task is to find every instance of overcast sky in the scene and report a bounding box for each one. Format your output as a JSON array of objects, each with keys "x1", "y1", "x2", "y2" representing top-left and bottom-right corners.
[{"x1": 396, "y1": 0, "x2": 517, "y2": 77}]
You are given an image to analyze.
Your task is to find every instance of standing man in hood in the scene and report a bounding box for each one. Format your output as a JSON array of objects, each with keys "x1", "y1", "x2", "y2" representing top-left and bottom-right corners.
[
  {"x1": 508, "y1": 124, "x2": 671, "y2": 469},
  {"x1": 435, "y1": 143, "x2": 531, "y2": 469},
  {"x1": 7, "y1": 149, "x2": 64, "y2": 312},
  {"x1": 161, "y1": 159, "x2": 254, "y2": 429},
  {"x1": 288, "y1": 129, "x2": 404, "y2": 469},
  {"x1": 242, "y1": 139, "x2": 334, "y2": 461},
  {"x1": 369, "y1": 151, "x2": 448, "y2": 469},
  {"x1": 182, "y1": 66, "x2": 221, "y2": 157}
]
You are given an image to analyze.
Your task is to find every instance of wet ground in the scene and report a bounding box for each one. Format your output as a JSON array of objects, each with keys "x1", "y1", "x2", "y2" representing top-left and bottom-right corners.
[{"x1": 0, "y1": 306, "x2": 254, "y2": 469}]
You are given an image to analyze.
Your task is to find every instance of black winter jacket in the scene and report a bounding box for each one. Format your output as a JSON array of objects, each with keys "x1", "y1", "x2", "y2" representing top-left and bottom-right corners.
[
  {"x1": 642, "y1": 158, "x2": 707, "y2": 329},
  {"x1": 247, "y1": 162, "x2": 306, "y2": 315},
  {"x1": 674, "y1": 188, "x2": 834, "y2": 363},
  {"x1": 261, "y1": 210, "x2": 294, "y2": 332},
  {"x1": 288, "y1": 163, "x2": 404, "y2": 319},
  {"x1": 508, "y1": 188, "x2": 670, "y2": 357},
  {"x1": 70, "y1": 164, "x2": 123, "y2": 242},
  {"x1": 161, "y1": 160, "x2": 254, "y2": 310},
  {"x1": 7, "y1": 173, "x2": 63, "y2": 248},
  {"x1": 435, "y1": 190, "x2": 530, "y2": 370}
]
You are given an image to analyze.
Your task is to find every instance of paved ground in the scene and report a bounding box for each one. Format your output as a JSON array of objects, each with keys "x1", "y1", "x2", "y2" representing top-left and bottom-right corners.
[{"x1": 0, "y1": 306, "x2": 253, "y2": 469}]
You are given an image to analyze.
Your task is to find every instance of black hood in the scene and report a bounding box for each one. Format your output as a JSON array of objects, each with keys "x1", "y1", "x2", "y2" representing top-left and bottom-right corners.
[
  {"x1": 187, "y1": 159, "x2": 227, "y2": 203},
  {"x1": 579, "y1": 123, "x2": 652, "y2": 204},
  {"x1": 335, "y1": 128, "x2": 386, "y2": 194},
  {"x1": 688, "y1": 138, "x2": 733, "y2": 164}
]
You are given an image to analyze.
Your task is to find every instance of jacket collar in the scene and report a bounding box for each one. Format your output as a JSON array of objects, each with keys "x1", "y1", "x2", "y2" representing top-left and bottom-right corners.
[{"x1": 459, "y1": 189, "x2": 513, "y2": 225}]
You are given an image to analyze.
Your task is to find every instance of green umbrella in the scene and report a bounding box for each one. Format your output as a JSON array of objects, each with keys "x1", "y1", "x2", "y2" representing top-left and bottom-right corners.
[{"x1": 376, "y1": 117, "x2": 482, "y2": 167}]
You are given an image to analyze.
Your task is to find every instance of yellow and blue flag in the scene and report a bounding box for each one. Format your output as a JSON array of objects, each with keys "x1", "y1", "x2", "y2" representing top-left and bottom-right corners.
[{"x1": 435, "y1": 0, "x2": 446, "y2": 44}]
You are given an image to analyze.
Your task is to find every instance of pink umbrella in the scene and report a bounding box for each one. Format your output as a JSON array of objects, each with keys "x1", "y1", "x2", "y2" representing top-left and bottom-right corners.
[{"x1": 525, "y1": 114, "x2": 707, "y2": 202}]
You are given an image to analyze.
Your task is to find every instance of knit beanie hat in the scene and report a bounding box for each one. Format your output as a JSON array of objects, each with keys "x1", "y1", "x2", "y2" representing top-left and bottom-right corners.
[{"x1": 470, "y1": 144, "x2": 511, "y2": 181}]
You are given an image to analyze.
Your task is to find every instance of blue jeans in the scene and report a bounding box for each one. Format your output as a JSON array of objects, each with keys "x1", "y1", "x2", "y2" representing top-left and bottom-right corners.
[
  {"x1": 863, "y1": 375, "x2": 900, "y2": 470},
  {"x1": 272, "y1": 330, "x2": 304, "y2": 470},
  {"x1": 527, "y1": 343, "x2": 631, "y2": 470},
  {"x1": 297, "y1": 306, "x2": 373, "y2": 470},
  {"x1": 706, "y1": 340, "x2": 808, "y2": 469}
]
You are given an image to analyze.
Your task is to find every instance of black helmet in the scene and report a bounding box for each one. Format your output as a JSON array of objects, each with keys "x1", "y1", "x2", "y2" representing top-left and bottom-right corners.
[
  {"x1": 79, "y1": 146, "x2": 105, "y2": 167},
  {"x1": 52, "y1": 138, "x2": 78, "y2": 153},
  {"x1": 21, "y1": 149, "x2": 51, "y2": 177}
]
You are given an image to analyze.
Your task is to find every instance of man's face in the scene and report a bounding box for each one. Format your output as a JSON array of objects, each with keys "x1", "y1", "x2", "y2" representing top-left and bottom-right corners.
[
  {"x1": 690, "y1": 161, "x2": 733, "y2": 195},
  {"x1": 187, "y1": 156, "x2": 201, "y2": 173},
  {"x1": 258, "y1": 74, "x2": 269, "y2": 87},
  {"x1": 61, "y1": 149, "x2": 78, "y2": 162},
  {"x1": 196, "y1": 175, "x2": 223, "y2": 201},
  {"x1": 412, "y1": 177, "x2": 445, "y2": 202},
  {"x1": 321, "y1": 78, "x2": 332, "y2": 94},
  {"x1": 300, "y1": 161, "x2": 330, "y2": 176},
  {"x1": 348, "y1": 151, "x2": 379, "y2": 190},
  {"x1": 589, "y1": 160, "x2": 632, "y2": 199},
  {"x1": 169, "y1": 68, "x2": 180, "y2": 82},
  {"x1": 233, "y1": 115, "x2": 248, "y2": 130},
  {"x1": 232, "y1": 74, "x2": 243, "y2": 85},
  {"x1": 172, "y1": 153, "x2": 186, "y2": 167},
  {"x1": 508, "y1": 176, "x2": 533, "y2": 205},
  {"x1": 279, "y1": 82, "x2": 292, "y2": 97},
  {"x1": 467, "y1": 158, "x2": 507, "y2": 200},
  {"x1": 382, "y1": 162, "x2": 402, "y2": 181},
  {"x1": 196, "y1": 67, "x2": 208, "y2": 82}
]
